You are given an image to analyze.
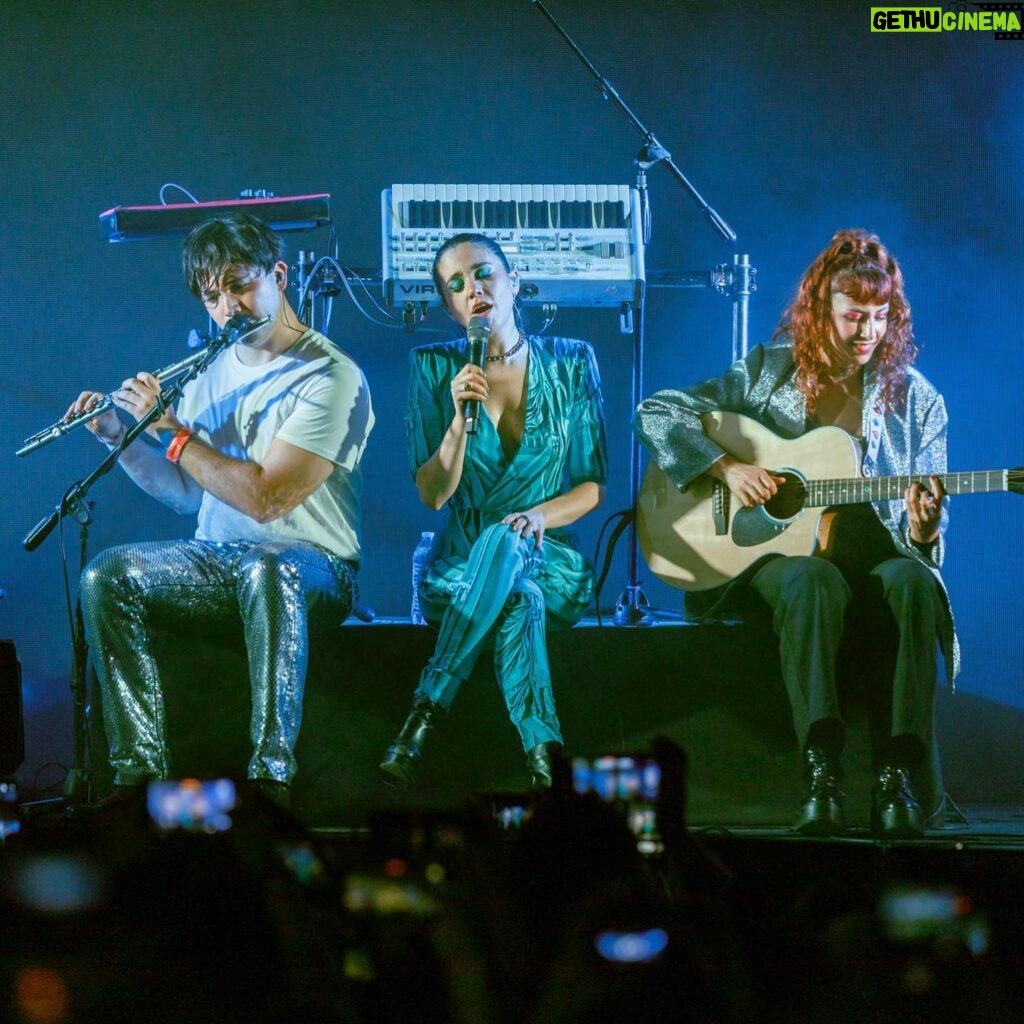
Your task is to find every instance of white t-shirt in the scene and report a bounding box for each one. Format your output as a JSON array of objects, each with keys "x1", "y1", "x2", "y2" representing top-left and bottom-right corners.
[{"x1": 176, "y1": 329, "x2": 374, "y2": 565}]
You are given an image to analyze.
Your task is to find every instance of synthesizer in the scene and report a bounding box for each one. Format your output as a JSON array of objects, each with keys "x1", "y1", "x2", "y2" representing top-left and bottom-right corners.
[
  {"x1": 382, "y1": 184, "x2": 645, "y2": 308},
  {"x1": 100, "y1": 193, "x2": 331, "y2": 242}
]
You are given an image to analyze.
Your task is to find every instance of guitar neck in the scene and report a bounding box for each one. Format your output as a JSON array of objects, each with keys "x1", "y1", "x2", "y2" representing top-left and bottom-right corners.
[{"x1": 807, "y1": 470, "x2": 1014, "y2": 506}]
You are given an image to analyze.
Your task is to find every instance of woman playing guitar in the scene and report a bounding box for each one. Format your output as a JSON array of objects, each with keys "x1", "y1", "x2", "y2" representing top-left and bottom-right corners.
[{"x1": 634, "y1": 229, "x2": 953, "y2": 838}]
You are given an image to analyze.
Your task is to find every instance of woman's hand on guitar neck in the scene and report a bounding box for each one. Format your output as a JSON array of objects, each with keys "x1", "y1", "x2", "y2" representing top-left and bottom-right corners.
[
  {"x1": 906, "y1": 475, "x2": 945, "y2": 545},
  {"x1": 709, "y1": 454, "x2": 787, "y2": 509}
]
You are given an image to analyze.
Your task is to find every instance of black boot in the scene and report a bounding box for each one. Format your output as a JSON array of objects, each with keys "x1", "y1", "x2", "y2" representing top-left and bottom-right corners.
[
  {"x1": 68, "y1": 782, "x2": 147, "y2": 821},
  {"x1": 379, "y1": 697, "x2": 442, "y2": 789},
  {"x1": 793, "y1": 747, "x2": 845, "y2": 836},
  {"x1": 871, "y1": 765, "x2": 923, "y2": 838},
  {"x1": 248, "y1": 778, "x2": 292, "y2": 811},
  {"x1": 525, "y1": 741, "x2": 563, "y2": 789}
]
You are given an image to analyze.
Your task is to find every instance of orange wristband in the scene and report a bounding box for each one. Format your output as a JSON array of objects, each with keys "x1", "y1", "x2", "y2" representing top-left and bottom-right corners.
[{"x1": 165, "y1": 427, "x2": 194, "y2": 464}]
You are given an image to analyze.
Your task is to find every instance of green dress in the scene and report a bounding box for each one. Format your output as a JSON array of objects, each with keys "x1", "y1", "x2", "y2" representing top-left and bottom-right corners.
[{"x1": 405, "y1": 334, "x2": 608, "y2": 751}]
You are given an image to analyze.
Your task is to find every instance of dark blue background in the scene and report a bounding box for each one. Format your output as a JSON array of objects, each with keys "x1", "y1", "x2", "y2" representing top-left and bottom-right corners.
[{"x1": 2, "y1": 1, "x2": 1021, "y2": 791}]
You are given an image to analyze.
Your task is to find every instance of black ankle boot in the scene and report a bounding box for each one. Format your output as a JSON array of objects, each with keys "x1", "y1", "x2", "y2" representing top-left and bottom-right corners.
[
  {"x1": 871, "y1": 765, "x2": 923, "y2": 838},
  {"x1": 68, "y1": 783, "x2": 146, "y2": 820},
  {"x1": 526, "y1": 741, "x2": 563, "y2": 789},
  {"x1": 793, "y1": 747, "x2": 845, "y2": 835},
  {"x1": 380, "y1": 697, "x2": 442, "y2": 789},
  {"x1": 248, "y1": 778, "x2": 292, "y2": 811}
]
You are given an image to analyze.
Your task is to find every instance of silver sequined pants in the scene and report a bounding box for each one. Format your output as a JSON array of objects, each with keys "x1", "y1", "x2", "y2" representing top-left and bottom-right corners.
[{"x1": 80, "y1": 538, "x2": 357, "y2": 786}]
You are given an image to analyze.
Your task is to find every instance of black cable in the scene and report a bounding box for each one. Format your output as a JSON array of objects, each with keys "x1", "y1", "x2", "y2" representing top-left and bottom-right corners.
[{"x1": 591, "y1": 507, "x2": 635, "y2": 627}]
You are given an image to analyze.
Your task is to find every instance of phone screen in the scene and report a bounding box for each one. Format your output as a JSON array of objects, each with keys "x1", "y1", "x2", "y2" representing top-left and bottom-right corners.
[
  {"x1": 479, "y1": 792, "x2": 535, "y2": 831},
  {"x1": 571, "y1": 755, "x2": 661, "y2": 803},
  {"x1": 571, "y1": 755, "x2": 662, "y2": 852},
  {"x1": 146, "y1": 778, "x2": 236, "y2": 833}
]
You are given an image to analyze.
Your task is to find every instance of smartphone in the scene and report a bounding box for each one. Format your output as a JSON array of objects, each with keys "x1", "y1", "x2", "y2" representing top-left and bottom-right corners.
[
  {"x1": 571, "y1": 754, "x2": 662, "y2": 853},
  {"x1": 594, "y1": 926, "x2": 670, "y2": 964},
  {"x1": 571, "y1": 754, "x2": 661, "y2": 803},
  {"x1": 879, "y1": 883, "x2": 989, "y2": 953},
  {"x1": 146, "y1": 778, "x2": 236, "y2": 833},
  {"x1": 478, "y1": 792, "x2": 535, "y2": 831}
]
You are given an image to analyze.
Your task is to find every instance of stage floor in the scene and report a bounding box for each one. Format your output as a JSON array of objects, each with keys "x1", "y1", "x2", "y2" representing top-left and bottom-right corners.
[
  {"x1": 308, "y1": 802, "x2": 1024, "y2": 847},
  {"x1": 690, "y1": 804, "x2": 1024, "y2": 855}
]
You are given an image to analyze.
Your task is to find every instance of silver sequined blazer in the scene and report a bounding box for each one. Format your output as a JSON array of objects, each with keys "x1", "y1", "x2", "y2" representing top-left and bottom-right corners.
[{"x1": 633, "y1": 343, "x2": 958, "y2": 684}]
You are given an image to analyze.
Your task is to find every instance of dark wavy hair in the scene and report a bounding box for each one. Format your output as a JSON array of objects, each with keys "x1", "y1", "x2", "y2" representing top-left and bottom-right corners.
[
  {"x1": 182, "y1": 212, "x2": 283, "y2": 299},
  {"x1": 773, "y1": 228, "x2": 917, "y2": 413}
]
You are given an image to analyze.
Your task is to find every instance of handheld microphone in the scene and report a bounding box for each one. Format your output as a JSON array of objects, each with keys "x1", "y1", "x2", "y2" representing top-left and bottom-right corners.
[{"x1": 464, "y1": 315, "x2": 489, "y2": 435}]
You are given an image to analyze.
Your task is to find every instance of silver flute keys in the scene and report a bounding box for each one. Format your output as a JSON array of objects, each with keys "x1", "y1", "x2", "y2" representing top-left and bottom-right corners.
[{"x1": 17, "y1": 314, "x2": 270, "y2": 457}]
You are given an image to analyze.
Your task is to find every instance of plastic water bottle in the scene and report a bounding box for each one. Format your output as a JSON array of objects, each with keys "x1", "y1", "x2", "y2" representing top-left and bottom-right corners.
[{"x1": 410, "y1": 531, "x2": 434, "y2": 625}]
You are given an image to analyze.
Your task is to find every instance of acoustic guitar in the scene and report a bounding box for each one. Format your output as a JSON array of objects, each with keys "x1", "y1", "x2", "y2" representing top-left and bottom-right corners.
[{"x1": 637, "y1": 410, "x2": 1023, "y2": 591}]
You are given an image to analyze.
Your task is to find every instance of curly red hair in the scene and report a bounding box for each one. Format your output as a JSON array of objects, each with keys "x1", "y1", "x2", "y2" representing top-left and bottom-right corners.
[{"x1": 772, "y1": 229, "x2": 917, "y2": 414}]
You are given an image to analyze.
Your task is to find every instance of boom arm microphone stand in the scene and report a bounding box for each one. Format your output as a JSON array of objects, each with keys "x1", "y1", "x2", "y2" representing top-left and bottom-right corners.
[
  {"x1": 531, "y1": 0, "x2": 746, "y2": 625},
  {"x1": 19, "y1": 314, "x2": 261, "y2": 810}
]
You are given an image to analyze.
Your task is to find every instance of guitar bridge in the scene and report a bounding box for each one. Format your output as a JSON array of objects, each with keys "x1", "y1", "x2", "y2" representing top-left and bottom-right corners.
[{"x1": 712, "y1": 480, "x2": 729, "y2": 536}]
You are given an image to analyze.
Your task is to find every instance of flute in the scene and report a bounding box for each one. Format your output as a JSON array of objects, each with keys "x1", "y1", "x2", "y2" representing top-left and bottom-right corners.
[{"x1": 17, "y1": 314, "x2": 270, "y2": 457}]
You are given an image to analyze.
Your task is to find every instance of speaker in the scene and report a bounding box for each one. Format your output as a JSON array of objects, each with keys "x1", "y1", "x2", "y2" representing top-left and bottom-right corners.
[{"x1": 0, "y1": 640, "x2": 24, "y2": 778}]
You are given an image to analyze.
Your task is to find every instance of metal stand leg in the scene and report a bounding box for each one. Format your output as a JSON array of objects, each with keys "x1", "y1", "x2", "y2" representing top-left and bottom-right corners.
[
  {"x1": 64, "y1": 519, "x2": 92, "y2": 802},
  {"x1": 296, "y1": 250, "x2": 316, "y2": 330},
  {"x1": 21, "y1": 513, "x2": 94, "y2": 816},
  {"x1": 614, "y1": 281, "x2": 655, "y2": 627},
  {"x1": 611, "y1": 255, "x2": 756, "y2": 625}
]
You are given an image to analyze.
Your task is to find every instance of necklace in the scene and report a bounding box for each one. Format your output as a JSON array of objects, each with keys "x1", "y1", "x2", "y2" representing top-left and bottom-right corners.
[{"x1": 486, "y1": 331, "x2": 527, "y2": 363}]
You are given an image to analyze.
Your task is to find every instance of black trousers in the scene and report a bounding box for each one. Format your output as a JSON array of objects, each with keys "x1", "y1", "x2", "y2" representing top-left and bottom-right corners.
[{"x1": 748, "y1": 553, "x2": 944, "y2": 768}]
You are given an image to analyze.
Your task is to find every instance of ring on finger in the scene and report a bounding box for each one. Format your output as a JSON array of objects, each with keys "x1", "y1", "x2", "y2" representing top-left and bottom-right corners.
[{"x1": 463, "y1": 382, "x2": 470, "y2": 392}]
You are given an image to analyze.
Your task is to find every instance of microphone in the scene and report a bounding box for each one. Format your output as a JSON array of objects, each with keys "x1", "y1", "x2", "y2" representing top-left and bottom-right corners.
[
  {"x1": 215, "y1": 313, "x2": 272, "y2": 348},
  {"x1": 188, "y1": 313, "x2": 261, "y2": 351},
  {"x1": 187, "y1": 327, "x2": 211, "y2": 350},
  {"x1": 464, "y1": 315, "x2": 489, "y2": 436},
  {"x1": 222, "y1": 312, "x2": 257, "y2": 341}
]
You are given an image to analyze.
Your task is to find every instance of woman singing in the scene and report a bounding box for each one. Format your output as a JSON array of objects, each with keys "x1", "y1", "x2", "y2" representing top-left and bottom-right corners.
[{"x1": 380, "y1": 232, "x2": 608, "y2": 790}]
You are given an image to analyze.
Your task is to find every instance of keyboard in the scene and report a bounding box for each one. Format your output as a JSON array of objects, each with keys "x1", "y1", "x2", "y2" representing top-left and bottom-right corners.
[
  {"x1": 99, "y1": 193, "x2": 331, "y2": 242},
  {"x1": 382, "y1": 184, "x2": 645, "y2": 308}
]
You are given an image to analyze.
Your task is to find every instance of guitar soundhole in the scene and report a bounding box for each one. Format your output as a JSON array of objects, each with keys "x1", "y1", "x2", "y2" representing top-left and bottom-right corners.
[{"x1": 763, "y1": 472, "x2": 807, "y2": 521}]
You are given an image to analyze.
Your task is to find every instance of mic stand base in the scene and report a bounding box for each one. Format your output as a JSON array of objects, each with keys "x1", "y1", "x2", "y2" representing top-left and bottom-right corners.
[
  {"x1": 612, "y1": 584, "x2": 655, "y2": 627},
  {"x1": 18, "y1": 796, "x2": 73, "y2": 821},
  {"x1": 18, "y1": 767, "x2": 93, "y2": 820}
]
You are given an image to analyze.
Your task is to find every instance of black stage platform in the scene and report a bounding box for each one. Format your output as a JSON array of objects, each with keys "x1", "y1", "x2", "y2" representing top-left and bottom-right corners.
[
  {"x1": 80, "y1": 616, "x2": 1024, "y2": 833},
  {"x1": 9, "y1": 651, "x2": 1024, "y2": 1024}
]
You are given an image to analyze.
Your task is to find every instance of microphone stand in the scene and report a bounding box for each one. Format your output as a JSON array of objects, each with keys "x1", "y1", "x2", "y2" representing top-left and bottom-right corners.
[
  {"x1": 296, "y1": 249, "x2": 316, "y2": 330},
  {"x1": 67, "y1": 513, "x2": 93, "y2": 803},
  {"x1": 23, "y1": 325, "x2": 240, "y2": 553},
  {"x1": 294, "y1": 251, "x2": 342, "y2": 332},
  {"x1": 531, "y1": 0, "x2": 736, "y2": 247},
  {"x1": 531, "y1": 0, "x2": 742, "y2": 626},
  {"x1": 19, "y1": 317, "x2": 249, "y2": 811}
]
